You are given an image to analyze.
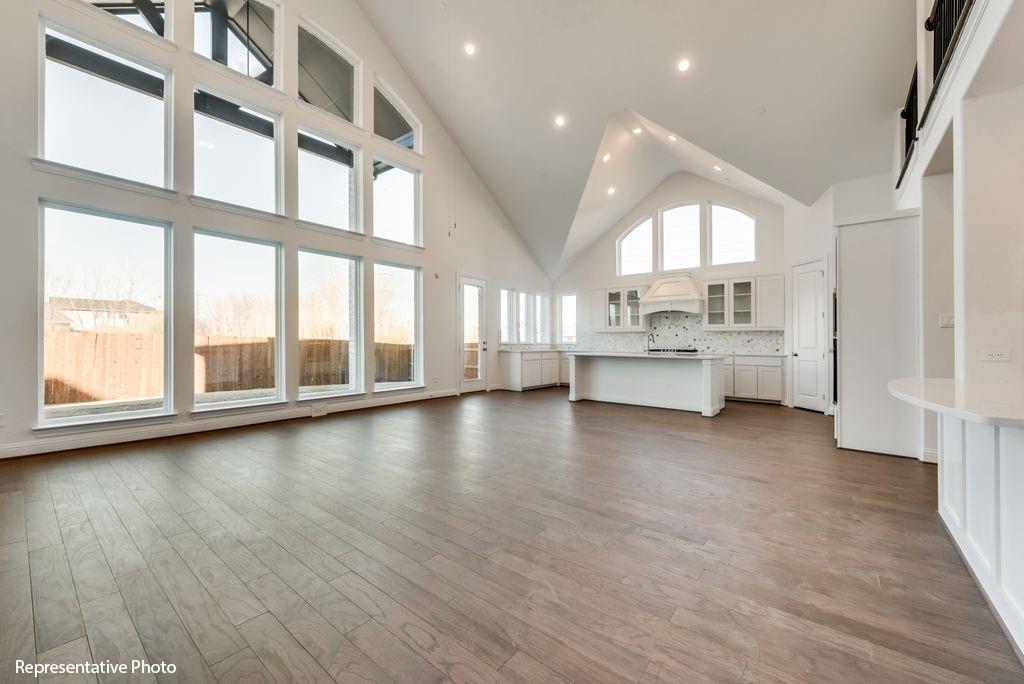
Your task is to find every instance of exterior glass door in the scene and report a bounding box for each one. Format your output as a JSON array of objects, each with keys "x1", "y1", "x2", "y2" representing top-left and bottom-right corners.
[{"x1": 459, "y1": 276, "x2": 486, "y2": 392}]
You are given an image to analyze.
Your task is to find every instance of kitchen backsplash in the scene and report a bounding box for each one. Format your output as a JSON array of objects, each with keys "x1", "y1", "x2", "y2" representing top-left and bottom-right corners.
[{"x1": 579, "y1": 312, "x2": 784, "y2": 355}]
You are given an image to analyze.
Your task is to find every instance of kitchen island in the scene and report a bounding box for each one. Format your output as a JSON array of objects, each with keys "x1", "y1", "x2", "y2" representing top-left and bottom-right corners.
[{"x1": 568, "y1": 351, "x2": 725, "y2": 416}]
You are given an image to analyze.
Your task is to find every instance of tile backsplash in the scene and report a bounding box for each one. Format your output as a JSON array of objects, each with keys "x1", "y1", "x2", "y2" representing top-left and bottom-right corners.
[{"x1": 579, "y1": 312, "x2": 784, "y2": 355}]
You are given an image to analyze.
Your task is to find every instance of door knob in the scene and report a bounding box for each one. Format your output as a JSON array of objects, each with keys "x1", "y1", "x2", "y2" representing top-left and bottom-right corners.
[{"x1": 792, "y1": 353, "x2": 799, "y2": 357}]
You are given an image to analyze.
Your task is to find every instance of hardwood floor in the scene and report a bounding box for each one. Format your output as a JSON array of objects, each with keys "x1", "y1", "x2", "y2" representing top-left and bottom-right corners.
[{"x1": 1, "y1": 388, "x2": 1022, "y2": 683}]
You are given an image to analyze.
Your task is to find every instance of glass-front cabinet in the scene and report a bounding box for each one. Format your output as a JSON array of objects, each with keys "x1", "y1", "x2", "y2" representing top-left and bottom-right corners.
[
  {"x1": 706, "y1": 282, "x2": 727, "y2": 327},
  {"x1": 592, "y1": 286, "x2": 646, "y2": 331},
  {"x1": 730, "y1": 279, "x2": 754, "y2": 327},
  {"x1": 607, "y1": 290, "x2": 622, "y2": 328},
  {"x1": 705, "y1": 277, "x2": 762, "y2": 330},
  {"x1": 626, "y1": 288, "x2": 641, "y2": 327}
]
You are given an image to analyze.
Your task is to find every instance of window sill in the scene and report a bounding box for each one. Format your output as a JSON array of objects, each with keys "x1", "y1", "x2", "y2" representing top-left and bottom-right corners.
[
  {"x1": 371, "y1": 236, "x2": 424, "y2": 252},
  {"x1": 296, "y1": 219, "x2": 366, "y2": 241},
  {"x1": 189, "y1": 195, "x2": 288, "y2": 223},
  {"x1": 190, "y1": 53, "x2": 287, "y2": 100},
  {"x1": 373, "y1": 383, "x2": 426, "y2": 395},
  {"x1": 297, "y1": 390, "x2": 366, "y2": 402},
  {"x1": 34, "y1": 410, "x2": 177, "y2": 433},
  {"x1": 50, "y1": 0, "x2": 180, "y2": 54},
  {"x1": 32, "y1": 159, "x2": 177, "y2": 201},
  {"x1": 191, "y1": 398, "x2": 288, "y2": 416}
]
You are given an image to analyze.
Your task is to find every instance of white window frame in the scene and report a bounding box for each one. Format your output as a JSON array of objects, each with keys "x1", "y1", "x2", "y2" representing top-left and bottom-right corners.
[
  {"x1": 534, "y1": 294, "x2": 549, "y2": 343},
  {"x1": 558, "y1": 293, "x2": 577, "y2": 344},
  {"x1": 36, "y1": 200, "x2": 174, "y2": 428},
  {"x1": 74, "y1": 0, "x2": 177, "y2": 43},
  {"x1": 499, "y1": 288, "x2": 514, "y2": 343},
  {"x1": 708, "y1": 202, "x2": 757, "y2": 266},
  {"x1": 616, "y1": 215, "x2": 654, "y2": 276},
  {"x1": 296, "y1": 124, "x2": 363, "y2": 234},
  {"x1": 191, "y1": 82, "x2": 284, "y2": 215},
  {"x1": 296, "y1": 17, "x2": 364, "y2": 128},
  {"x1": 297, "y1": 247, "x2": 364, "y2": 400},
  {"x1": 371, "y1": 154, "x2": 422, "y2": 247},
  {"x1": 372, "y1": 77, "x2": 422, "y2": 154},
  {"x1": 191, "y1": 0, "x2": 284, "y2": 92},
  {"x1": 192, "y1": 228, "x2": 285, "y2": 411},
  {"x1": 658, "y1": 202, "x2": 702, "y2": 272},
  {"x1": 372, "y1": 260, "x2": 424, "y2": 392},
  {"x1": 516, "y1": 291, "x2": 535, "y2": 343},
  {"x1": 38, "y1": 20, "x2": 174, "y2": 190}
]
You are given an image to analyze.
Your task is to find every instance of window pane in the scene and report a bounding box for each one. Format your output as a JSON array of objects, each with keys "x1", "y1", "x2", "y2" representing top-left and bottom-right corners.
[
  {"x1": 374, "y1": 86, "x2": 414, "y2": 149},
  {"x1": 500, "y1": 290, "x2": 510, "y2": 343},
  {"x1": 43, "y1": 207, "x2": 166, "y2": 421},
  {"x1": 300, "y1": 251, "x2": 358, "y2": 395},
  {"x1": 194, "y1": 90, "x2": 276, "y2": 212},
  {"x1": 298, "y1": 131, "x2": 355, "y2": 230},
  {"x1": 195, "y1": 0, "x2": 274, "y2": 83},
  {"x1": 619, "y1": 217, "x2": 653, "y2": 275},
  {"x1": 711, "y1": 205, "x2": 756, "y2": 265},
  {"x1": 298, "y1": 27, "x2": 354, "y2": 122},
  {"x1": 372, "y1": 161, "x2": 416, "y2": 244},
  {"x1": 662, "y1": 205, "x2": 700, "y2": 270},
  {"x1": 44, "y1": 30, "x2": 165, "y2": 186},
  {"x1": 194, "y1": 233, "x2": 278, "y2": 405},
  {"x1": 517, "y1": 292, "x2": 528, "y2": 343},
  {"x1": 560, "y1": 294, "x2": 577, "y2": 343},
  {"x1": 87, "y1": 2, "x2": 166, "y2": 36},
  {"x1": 534, "y1": 295, "x2": 548, "y2": 343},
  {"x1": 374, "y1": 264, "x2": 418, "y2": 388}
]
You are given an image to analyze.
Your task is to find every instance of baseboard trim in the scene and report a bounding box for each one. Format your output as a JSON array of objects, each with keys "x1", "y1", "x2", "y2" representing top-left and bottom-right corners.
[
  {"x1": 921, "y1": 447, "x2": 939, "y2": 464},
  {"x1": 0, "y1": 389, "x2": 458, "y2": 458}
]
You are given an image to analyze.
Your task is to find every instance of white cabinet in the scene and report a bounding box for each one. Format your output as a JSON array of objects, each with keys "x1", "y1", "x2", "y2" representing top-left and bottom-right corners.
[
  {"x1": 559, "y1": 354, "x2": 571, "y2": 384},
  {"x1": 704, "y1": 274, "x2": 784, "y2": 330},
  {"x1": 522, "y1": 357, "x2": 542, "y2": 387},
  {"x1": 542, "y1": 357, "x2": 559, "y2": 385},
  {"x1": 724, "y1": 356, "x2": 784, "y2": 402},
  {"x1": 590, "y1": 287, "x2": 646, "y2": 331},
  {"x1": 500, "y1": 351, "x2": 569, "y2": 391}
]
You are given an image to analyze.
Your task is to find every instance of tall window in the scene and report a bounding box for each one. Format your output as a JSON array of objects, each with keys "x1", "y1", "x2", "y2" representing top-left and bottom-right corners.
[
  {"x1": 194, "y1": 89, "x2": 277, "y2": 212},
  {"x1": 44, "y1": 29, "x2": 166, "y2": 186},
  {"x1": 299, "y1": 250, "x2": 359, "y2": 396},
  {"x1": 372, "y1": 160, "x2": 418, "y2": 245},
  {"x1": 559, "y1": 294, "x2": 577, "y2": 343},
  {"x1": 500, "y1": 289, "x2": 511, "y2": 343},
  {"x1": 374, "y1": 263, "x2": 420, "y2": 389},
  {"x1": 298, "y1": 26, "x2": 355, "y2": 123},
  {"x1": 194, "y1": 232, "x2": 280, "y2": 407},
  {"x1": 661, "y1": 204, "x2": 700, "y2": 270},
  {"x1": 618, "y1": 217, "x2": 653, "y2": 275},
  {"x1": 534, "y1": 295, "x2": 549, "y2": 343},
  {"x1": 517, "y1": 292, "x2": 529, "y2": 343},
  {"x1": 298, "y1": 130, "x2": 357, "y2": 230},
  {"x1": 373, "y1": 86, "x2": 415, "y2": 149},
  {"x1": 87, "y1": 1, "x2": 166, "y2": 35},
  {"x1": 710, "y1": 204, "x2": 756, "y2": 265},
  {"x1": 42, "y1": 205, "x2": 168, "y2": 422},
  {"x1": 195, "y1": 0, "x2": 275, "y2": 84}
]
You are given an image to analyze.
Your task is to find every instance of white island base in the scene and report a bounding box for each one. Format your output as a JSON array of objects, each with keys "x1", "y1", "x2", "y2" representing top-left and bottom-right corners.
[{"x1": 568, "y1": 352, "x2": 725, "y2": 417}]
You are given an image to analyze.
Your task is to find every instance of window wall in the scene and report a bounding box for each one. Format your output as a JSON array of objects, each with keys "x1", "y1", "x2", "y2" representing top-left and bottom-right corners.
[
  {"x1": 661, "y1": 204, "x2": 700, "y2": 271},
  {"x1": 559, "y1": 294, "x2": 577, "y2": 343},
  {"x1": 298, "y1": 130, "x2": 357, "y2": 231},
  {"x1": 617, "y1": 217, "x2": 653, "y2": 275},
  {"x1": 372, "y1": 160, "x2": 418, "y2": 245},
  {"x1": 299, "y1": 250, "x2": 360, "y2": 396},
  {"x1": 710, "y1": 204, "x2": 756, "y2": 265},
  {"x1": 374, "y1": 263, "x2": 421, "y2": 389}
]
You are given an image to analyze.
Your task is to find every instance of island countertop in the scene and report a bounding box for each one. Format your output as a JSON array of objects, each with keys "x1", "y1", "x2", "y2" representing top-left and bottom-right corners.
[{"x1": 567, "y1": 351, "x2": 725, "y2": 361}]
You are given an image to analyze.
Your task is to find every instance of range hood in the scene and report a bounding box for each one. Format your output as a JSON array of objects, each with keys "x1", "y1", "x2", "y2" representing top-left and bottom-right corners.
[{"x1": 639, "y1": 274, "x2": 704, "y2": 316}]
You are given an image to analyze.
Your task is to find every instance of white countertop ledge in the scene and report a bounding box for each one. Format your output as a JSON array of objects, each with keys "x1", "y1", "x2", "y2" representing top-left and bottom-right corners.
[
  {"x1": 888, "y1": 377, "x2": 1024, "y2": 428},
  {"x1": 569, "y1": 351, "x2": 724, "y2": 360}
]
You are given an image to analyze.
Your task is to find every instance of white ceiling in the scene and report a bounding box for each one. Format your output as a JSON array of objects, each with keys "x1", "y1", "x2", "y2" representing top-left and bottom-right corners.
[{"x1": 358, "y1": 0, "x2": 916, "y2": 276}]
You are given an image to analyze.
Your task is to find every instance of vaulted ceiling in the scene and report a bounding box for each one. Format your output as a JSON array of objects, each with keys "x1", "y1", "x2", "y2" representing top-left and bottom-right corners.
[{"x1": 358, "y1": 0, "x2": 916, "y2": 276}]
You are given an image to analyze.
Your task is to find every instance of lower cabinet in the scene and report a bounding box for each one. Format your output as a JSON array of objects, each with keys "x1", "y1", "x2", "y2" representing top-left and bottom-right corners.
[
  {"x1": 559, "y1": 354, "x2": 571, "y2": 384},
  {"x1": 724, "y1": 356, "x2": 784, "y2": 402},
  {"x1": 501, "y1": 351, "x2": 568, "y2": 391}
]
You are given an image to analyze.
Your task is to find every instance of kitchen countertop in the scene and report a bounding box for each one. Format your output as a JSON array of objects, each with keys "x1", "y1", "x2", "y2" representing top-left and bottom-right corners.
[
  {"x1": 568, "y1": 351, "x2": 725, "y2": 360},
  {"x1": 888, "y1": 377, "x2": 1024, "y2": 428}
]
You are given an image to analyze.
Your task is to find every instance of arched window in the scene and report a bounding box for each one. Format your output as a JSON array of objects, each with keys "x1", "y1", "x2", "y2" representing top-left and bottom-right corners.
[
  {"x1": 617, "y1": 217, "x2": 653, "y2": 275},
  {"x1": 374, "y1": 82, "x2": 419, "y2": 151},
  {"x1": 710, "y1": 204, "x2": 756, "y2": 265},
  {"x1": 660, "y1": 204, "x2": 700, "y2": 270}
]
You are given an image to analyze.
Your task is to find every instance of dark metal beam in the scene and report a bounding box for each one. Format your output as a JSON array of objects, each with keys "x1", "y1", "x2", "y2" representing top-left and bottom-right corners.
[
  {"x1": 298, "y1": 134, "x2": 353, "y2": 167},
  {"x1": 45, "y1": 35, "x2": 163, "y2": 98},
  {"x1": 208, "y1": 0, "x2": 229, "y2": 65},
  {"x1": 132, "y1": 0, "x2": 165, "y2": 35},
  {"x1": 193, "y1": 90, "x2": 274, "y2": 138}
]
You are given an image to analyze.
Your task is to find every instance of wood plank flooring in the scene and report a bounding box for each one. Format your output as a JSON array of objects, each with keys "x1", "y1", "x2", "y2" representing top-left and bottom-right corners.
[{"x1": 0, "y1": 388, "x2": 1022, "y2": 683}]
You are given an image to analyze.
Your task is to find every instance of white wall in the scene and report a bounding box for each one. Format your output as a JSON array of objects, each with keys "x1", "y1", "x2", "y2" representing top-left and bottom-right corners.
[{"x1": 0, "y1": 0, "x2": 549, "y2": 456}]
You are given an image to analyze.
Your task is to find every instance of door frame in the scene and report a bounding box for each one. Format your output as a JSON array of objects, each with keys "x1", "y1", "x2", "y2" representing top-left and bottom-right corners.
[
  {"x1": 457, "y1": 273, "x2": 488, "y2": 394},
  {"x1": 791, "y1": 257, "x2": 829, "y2": 412}
]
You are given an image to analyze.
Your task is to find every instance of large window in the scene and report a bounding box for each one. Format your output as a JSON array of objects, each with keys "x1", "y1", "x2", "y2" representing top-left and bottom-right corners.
[
  {"x1": 534, "y1": 295, "x2": 549, "y2": 343},
  {"x1": 517, "y1": 292, "x2": 529, "y2": 343},
  {"x1": 617, "y1": 217, "x2": 653, "y2": 276},
  {"x1": 372, "y1": 160, "x2": 418, "y2": 245},
  {"x1": 661, "y1": 204, "x2": 700, "y2": 271},
  {"x1": 194, "y1": 89, "x2": 277, "y2": 212},
  {"x1": 194, "y1": 232, "x2": 280, "y2": 407},
  {"x1": 42, "y1": 205, "x2": 168, "y2": 422},
  {"x1": 299, "y1": 250, "x2": 360, "y2": 397},
  {"x1": 44, "y1": 29, "x2": 166, "y2": 186},
  {"x1": 298, "y1": 130, "x2": 357, "y2": 230},
  {"x1": 500, "y1": 289, "x2": 512, "y2": 343},
  {"x1": 298, "y1": 26, "x2": 355, "y2": 123},
  {"x1": 373, "y1": 86, "x2": 415, "y2": 149},
  {"x1": 374, "y1": 263, "x2": 420, "y2": 389},
  {"x1": 195, "y1": 0, "x2": 275, "y2": 84},
  {"x1": 559, "y1": 294, "x2": 577, "y2": 343},
  {"x1": 710, "y1": 204, "x2": 756, "y2": 265},
  {"x1": 87, "y1": 1, "x2": 166, "y2": 36}
]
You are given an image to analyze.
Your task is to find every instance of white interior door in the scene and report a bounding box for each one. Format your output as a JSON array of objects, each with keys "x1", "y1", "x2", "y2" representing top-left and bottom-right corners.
[
  {"x1": 459, "y1": 276, "x2": 487, "y2": 393},
  {"x1": 793, "y1": 260, "x2": 827, "y2": 412}
]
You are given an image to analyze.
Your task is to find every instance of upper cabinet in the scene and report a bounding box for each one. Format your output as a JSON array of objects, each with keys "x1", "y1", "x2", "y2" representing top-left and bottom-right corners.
[
  {"x1": 704, "y1": 274, "x2": 784, "y2": 331},
  {"x1": 590, "y1": 286, "x2": 646, "y2": 332}
]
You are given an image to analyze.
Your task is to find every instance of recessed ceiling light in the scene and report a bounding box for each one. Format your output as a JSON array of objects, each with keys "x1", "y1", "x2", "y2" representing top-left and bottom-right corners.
[
  {"x1": 554, "y1": 114, "x2": 566, "y2": 127},
  {"x1": 668, "y1": 135, "x2": 677, "y2": 142},
  {"x1": 602, "y1": 153, "x2": 611, "y2": 162},
  {"x1": 632, "y1": 127, "x2": 642, "y2": 135},
  {"x1": 677, "y1": 58, "x2": 691, "y2": 72},
  {"x1": 463, "y1": 43, "x2": 476, "y2": 56},
  {"x1": 607, "y1": 187, "x2": 616, "y2": 195},
  {"x1": 713, "y1": 165, "x2": 723, "y2": 172}
]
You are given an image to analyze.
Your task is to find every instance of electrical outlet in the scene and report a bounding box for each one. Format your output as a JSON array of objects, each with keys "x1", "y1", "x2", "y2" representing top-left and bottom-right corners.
[
  {"x1": 311, "y1": 403, "x2": 327, "y2": 417},
  {"x1": 939, "y1": 313, "x2": 954, "y2": 329},
  {"x1": 983, "y1": 349, "x2": 1012, "y2": 362}
]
